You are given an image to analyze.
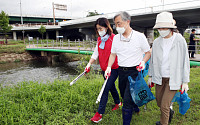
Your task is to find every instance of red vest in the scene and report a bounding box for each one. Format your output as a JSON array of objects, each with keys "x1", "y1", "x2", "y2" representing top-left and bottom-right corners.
[{"x1": 97, "y1": 33, "x2": 119, "y2": 71}]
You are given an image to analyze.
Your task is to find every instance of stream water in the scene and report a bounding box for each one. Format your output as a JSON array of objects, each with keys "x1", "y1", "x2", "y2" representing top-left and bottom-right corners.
[{"x1": 0, "y1": 60, "x2": 89, "y2": 86}]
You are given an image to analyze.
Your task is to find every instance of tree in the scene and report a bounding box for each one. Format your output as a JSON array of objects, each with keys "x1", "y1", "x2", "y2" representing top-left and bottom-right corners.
[
  {"x1": 154, "y1": 29, "x2": 159, "y2": 39},
  {"x1": 0, "y1": 11, "x2": 12, "y2": 45},
  {"x1": 38, "y1": 25, "x2": 46, "y2": 39},
  {"x1": 86, "y1": 10, "x2": 100, "y2": 17}
]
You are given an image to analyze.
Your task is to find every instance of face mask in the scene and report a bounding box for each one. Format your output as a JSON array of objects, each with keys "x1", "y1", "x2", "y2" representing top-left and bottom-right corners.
[
  {"x1": 116, "y1": 23, "x2": 128, "y2": 34},
  {"x1": 98, "y1": 29, "x2": 106, "y2": 37},
  {"x1": 158, "y1": 29, "x2": 171, "y2": 38},
  {"x1": 116, "y1": 26, "x2": 126, "y2": 34}
]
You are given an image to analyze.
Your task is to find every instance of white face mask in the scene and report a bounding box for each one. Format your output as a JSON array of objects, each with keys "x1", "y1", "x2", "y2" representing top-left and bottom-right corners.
[
  {"x1": 116, "y1": 26, "x2": 126, "y2": 34},
  {"x1": 98, "y1": 29, "x2": 106, "y2": 37},
  {"x1": 158, "y1": 29, "x2": 171, "y2": 38}
]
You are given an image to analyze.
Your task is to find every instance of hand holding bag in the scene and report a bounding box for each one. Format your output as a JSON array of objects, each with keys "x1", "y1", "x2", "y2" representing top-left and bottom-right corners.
[
  {"x1": 172, "y1": 91, "x2": 191, "y2": 115},
  {"x1": 129, "y1": 71, "x2": 155, "y2": 107}
]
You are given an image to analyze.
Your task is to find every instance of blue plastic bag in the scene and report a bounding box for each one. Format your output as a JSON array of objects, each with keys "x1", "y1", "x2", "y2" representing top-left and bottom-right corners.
[
  {"x1": 142, "y1": 54, "x2": 150, "y2": 78},
  {"x1": 142, "y1": 59, "x2": 150, "y2": 78},
  {"x1": 129, "y1": 71, "x2": 155, "y2": 107},
  {"x1": 172, "y1": 91, "x2": 191, "y2": 115}
]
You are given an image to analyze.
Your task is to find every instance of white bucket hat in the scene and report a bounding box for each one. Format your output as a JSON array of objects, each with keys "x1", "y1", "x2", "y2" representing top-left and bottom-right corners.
[{"x1": 153, "y1": 11, "x2": 177, "y2": 29}]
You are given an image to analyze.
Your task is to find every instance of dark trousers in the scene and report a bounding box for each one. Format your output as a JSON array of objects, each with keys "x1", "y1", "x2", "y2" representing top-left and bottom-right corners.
[
  {"x1": 189, "y1": 44, "x2": 195, "y2": 58},
  {"x1": 189, "y1": 51, "x2": 195, "y2": 58},
  {"x1": 98, "y1": 68, "x2": 120, "y2": 114},
  {"x1": 118, "y1": 67, "x2": 139, "y2": 110}
]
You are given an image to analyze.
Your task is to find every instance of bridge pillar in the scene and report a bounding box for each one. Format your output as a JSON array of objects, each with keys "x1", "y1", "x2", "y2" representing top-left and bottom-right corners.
[
  {"x1": 144, "y1": 28, "x2": 154, "y2": 45},
  {"x1": 56, "y1": 30, "x2": 59, "y2": 37},
  {"x1": 41, "y1": 51, "x2": 47, "y2": 56},
  {"x1": 46, "y1": 52, "x2": 60, "y2": 64},
  {"x1": 46, "y1": 32, "x2": 49, "y2": 39},
  {"x1": 79, "y1": 28, "x2": 95, "y2": 40},
  {"x1": 85, "y1": 35, "x2": 90, "y2": 41},
  {"x1": 47, "y1": 56, "x2": 52, "y2": 63},
  {"x1": 13, "y1": 31, "x2": 17, "y2": 41},
  {"x1": 47, "y1": 52, "x2": 53, "y2": 63},
  {"x1": 52, "y1": 55, "x2": 58, "y2": 64}
]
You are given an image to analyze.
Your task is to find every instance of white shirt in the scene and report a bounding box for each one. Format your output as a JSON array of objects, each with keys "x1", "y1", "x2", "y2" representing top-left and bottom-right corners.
[
  {"x1": 161, "y1": 33, "x2": 176, "y2": 77},
  {"x1": 111, "y1": 30, "x2": 150, "y2": 67},
  {"x1": 91, "y1": 44, "x2": 98, "y2": 60}
]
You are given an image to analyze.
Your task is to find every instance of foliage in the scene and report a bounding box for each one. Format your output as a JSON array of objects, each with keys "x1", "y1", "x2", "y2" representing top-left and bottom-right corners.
[
  {"x1": 14, "y1": 59, "x2": 21, "y2": 63},
  {"x1": 0, "y1": 61, "x2": 6, "y2": 64},
  {"x1": 0, "y1": 68, "x2": 199, "y2": 124},
  {"x1": 77, "y1": 54, "x2": 92, "y2": 73},
  {"x1": 154, "y1": 29, "x2": 159, "y2": 39},
  {"x1": 0, "y1": 11, "x2": 12, "y2": 41},
  {"x1": 184, "y1": 32, "x2": 190, "y2": 44},
  {"x1": 38, "y1": 25, "x2": 46, "y2": 39},
  {"x1": 86, "y1": 10, "x2": 100, "y2": 17}
]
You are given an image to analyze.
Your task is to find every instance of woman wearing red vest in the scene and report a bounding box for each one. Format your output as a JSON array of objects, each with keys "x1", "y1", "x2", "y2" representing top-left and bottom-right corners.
[{"x1": 85, "y1": 17, "x2": 121, "y2": 123}]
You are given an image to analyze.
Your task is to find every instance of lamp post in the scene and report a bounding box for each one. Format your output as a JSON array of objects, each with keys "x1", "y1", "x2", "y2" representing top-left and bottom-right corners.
[
  {"x1": 20, "y1": 0, "x2": 25, "y2": 44},
  {"x1": 52, "y1": 2, "x2": 55, "y2": 25},
  {"x1": 161, "y1": 0, "x2": 165, "y2": 10},
  {"x1": 52, "y1": 2, "x2": 67, "y2": 25}
]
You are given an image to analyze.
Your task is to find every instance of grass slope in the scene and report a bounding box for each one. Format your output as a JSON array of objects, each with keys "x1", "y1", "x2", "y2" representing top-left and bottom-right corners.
[{"x1": 0, "y1": 68, "x2": 199, "y2": 125}]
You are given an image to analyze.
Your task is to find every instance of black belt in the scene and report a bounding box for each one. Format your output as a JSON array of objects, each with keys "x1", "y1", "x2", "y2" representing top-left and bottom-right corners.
[{"x1": 119, "y1": 66, "x2": 137, "y2": 71}]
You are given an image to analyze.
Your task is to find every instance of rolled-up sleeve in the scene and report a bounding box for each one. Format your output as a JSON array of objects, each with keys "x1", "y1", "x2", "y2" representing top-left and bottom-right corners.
[{"x1": 91, "y1": 44, "x2": 98, "y2": 60}]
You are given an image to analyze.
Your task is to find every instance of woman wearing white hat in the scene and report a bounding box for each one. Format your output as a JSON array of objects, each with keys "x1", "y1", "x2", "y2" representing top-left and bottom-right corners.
[{"x1": 148, "y1": 12, "x2": 190, "y2": 125}]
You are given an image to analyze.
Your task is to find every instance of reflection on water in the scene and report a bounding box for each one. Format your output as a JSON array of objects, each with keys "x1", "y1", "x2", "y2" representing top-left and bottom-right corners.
[{"x1": 0, "y1": 60, "x2": 80, "y2": 85}]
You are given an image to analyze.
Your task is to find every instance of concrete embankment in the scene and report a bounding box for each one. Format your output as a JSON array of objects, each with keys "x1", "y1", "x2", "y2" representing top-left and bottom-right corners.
[{"x1": 0, "y1": 52, "x2": 35, "y2": 63}]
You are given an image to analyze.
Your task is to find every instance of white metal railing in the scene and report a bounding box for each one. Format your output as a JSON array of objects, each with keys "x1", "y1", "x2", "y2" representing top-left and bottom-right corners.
[
  {"x1": 11, "y1": 22, "x2": 59, "y2": 27},
  {"x1": 188, "y1": 40, "x2": 200, "y2": 54},
  {"x1": 26, "y1": 39, "x2": 97, "y2": 51}
]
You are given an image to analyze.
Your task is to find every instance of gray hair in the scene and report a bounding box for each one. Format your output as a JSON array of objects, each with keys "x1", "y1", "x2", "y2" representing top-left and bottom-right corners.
[{"x1": 113, "y1": 11, "x2": 131, "y2": 22}]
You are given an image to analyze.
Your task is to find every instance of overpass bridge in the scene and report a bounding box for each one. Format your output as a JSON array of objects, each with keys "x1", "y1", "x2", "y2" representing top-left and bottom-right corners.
[
  {"x1": 60, "y1": 0, "x2": 200, "y2": 29},
  {"x1": 59, "y1": 0, "x2": 200, "y2": 42},
  {"x1": 9, "y1": 0, "x2": 200, "y2": 42}
]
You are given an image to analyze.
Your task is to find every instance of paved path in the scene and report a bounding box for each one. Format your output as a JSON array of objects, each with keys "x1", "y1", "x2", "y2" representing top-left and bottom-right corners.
[{"x1": 190, "y1": 54, "x2": 200, "y2": 62}]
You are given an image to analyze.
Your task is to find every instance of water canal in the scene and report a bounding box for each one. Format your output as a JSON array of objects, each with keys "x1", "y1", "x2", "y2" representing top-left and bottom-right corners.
[{"x1": 0, "y1": 60, "x2": 100, "y2": 86}]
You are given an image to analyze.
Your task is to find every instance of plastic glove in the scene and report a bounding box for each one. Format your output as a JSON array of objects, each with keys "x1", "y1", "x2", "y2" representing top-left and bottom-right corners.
[
  {"x1": 181, "y1": 83, "x2": 189, "y2": 93},
  {"x1": 137, "y1": 61, "x2": 145, "y2": 71},
  {"x1": 148, "y1": 77, "x2": 152, "y2": 88},
  {"x1": 104, "y1": 67, "x2": 111, "y2": 78},
  {"x1": 85, "y1": 62, "x2": 91, "y2": 73}
]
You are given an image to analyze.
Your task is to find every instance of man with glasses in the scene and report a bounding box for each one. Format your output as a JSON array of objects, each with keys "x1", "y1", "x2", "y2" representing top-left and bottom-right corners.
[{"x1": 105, "y1": 11, "x2": 151, "y2": 125}]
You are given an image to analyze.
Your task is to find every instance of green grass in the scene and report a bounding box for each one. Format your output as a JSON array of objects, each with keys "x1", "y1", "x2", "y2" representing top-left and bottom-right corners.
[
  {"x1": 0, "y1": 44, "x2": 26, "y2": 54},
  {"x1": 0, "y1": 68, "x2": 200, "y2": 125}
]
